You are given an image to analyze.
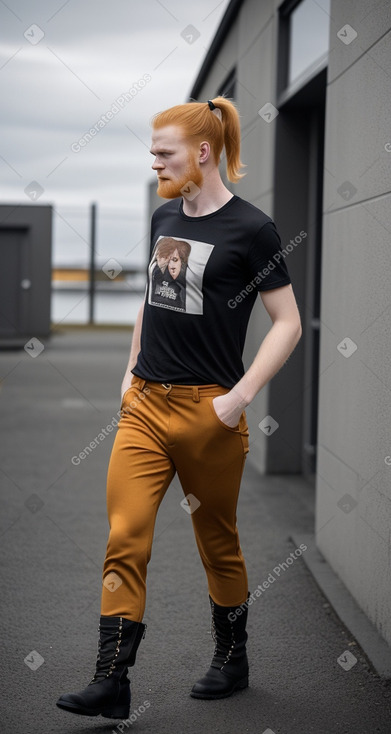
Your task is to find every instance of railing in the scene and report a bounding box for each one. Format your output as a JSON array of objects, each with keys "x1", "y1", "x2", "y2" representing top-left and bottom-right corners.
[{"x1": 50, "y1": 203, "x2": 147, "y2": 326}]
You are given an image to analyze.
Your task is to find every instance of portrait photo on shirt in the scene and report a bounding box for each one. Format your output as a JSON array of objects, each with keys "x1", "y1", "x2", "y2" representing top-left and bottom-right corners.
[{"x1": 148, "y1": 235, "x2": 214, "y2": 314}]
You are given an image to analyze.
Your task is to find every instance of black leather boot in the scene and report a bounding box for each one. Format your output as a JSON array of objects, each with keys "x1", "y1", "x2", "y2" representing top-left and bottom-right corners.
[
  {"x1": 190, "y1": 594, "x2": 249, "y2": 699},
  {"x1": 56, "y1": 615, "x2": 146, "y2": 718}
]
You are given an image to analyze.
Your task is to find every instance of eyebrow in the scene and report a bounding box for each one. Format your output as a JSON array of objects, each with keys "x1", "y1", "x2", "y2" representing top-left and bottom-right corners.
[{"x1": 149, "y1": 148, "x2": 174, "y2": 155}]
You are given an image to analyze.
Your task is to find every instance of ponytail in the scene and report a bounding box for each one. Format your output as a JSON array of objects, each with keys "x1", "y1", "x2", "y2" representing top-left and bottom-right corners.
[
  {"x1": 151, "y1": 96, "x2": 246, "y2": 183},
  {"x1": 207, "y1": 96, "x2": 246, "y2": 183}
]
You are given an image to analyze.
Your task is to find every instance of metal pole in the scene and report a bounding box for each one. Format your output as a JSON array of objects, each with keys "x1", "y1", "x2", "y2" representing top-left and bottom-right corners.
[{"x1": 88, "y1": 202, "x2": 96, "y2": 324}]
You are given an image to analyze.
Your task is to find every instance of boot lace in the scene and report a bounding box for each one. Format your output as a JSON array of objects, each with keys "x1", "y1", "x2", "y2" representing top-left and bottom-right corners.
[{"x1": 89, "y1": 617, "x2": 123, "y2": 684}]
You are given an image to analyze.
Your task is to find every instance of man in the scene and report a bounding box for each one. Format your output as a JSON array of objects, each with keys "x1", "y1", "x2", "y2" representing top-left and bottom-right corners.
[{"x1": 57, "y1": 97, "x2": 302, "y2": 718}]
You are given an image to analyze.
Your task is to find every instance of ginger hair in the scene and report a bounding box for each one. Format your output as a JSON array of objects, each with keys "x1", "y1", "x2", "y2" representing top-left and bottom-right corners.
[
  {"x1": 151, "y1": 96, "x2": 246, "y2": 183},
  {"x1": 156, "y1": 237, "x2": 191, "y2": 264}
]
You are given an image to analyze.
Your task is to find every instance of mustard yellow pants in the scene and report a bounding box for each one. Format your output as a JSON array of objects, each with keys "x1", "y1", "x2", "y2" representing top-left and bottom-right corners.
[{"x1": 100, "y1": 375, "x2": 250, "y2": 622}]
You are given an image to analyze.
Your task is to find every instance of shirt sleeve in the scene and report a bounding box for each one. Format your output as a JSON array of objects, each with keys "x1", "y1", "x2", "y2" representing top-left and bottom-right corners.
[{"x1": 246, "y1": 220, "x2": 292, "y2": 292}]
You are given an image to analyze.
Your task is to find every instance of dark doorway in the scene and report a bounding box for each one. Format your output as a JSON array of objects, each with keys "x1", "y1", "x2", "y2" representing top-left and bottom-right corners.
[
  {"x1": 0, "y1": 227, "x2": 30, "y2": 339},
  {"x1": 268, "y1": 68, "x2": 326, "y2": 481}
]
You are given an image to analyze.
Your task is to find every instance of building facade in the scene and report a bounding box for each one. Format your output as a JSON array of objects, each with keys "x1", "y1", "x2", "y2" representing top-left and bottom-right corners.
[{"x1": 0, "y1": 204, "x2": 52, "y2": 347}]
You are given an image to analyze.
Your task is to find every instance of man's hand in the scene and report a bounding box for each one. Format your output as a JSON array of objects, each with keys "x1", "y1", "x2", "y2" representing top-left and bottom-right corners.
[{"x1": 212, "y1": 389, "x2": 248, "y2": 428}]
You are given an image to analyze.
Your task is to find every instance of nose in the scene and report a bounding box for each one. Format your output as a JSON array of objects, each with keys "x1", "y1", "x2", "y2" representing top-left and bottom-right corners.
[{"x1": 152, "y1": 157, "x2": 164, "y2": 171}]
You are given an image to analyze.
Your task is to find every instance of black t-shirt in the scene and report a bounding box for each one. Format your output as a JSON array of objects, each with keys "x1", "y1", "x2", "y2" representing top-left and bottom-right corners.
[{"x1": 132, "y1": 194, "x2": 291, "y2": 388}]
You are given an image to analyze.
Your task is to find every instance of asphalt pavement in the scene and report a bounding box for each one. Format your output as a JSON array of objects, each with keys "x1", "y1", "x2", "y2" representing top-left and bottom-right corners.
[{"x1": 1, "y1": 326, "x2": 390, "y2": 734}]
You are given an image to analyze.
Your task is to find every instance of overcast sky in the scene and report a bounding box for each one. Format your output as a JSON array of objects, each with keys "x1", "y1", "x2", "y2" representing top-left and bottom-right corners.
[{"x1": 0, "y1": 0, "x2": 231, "y2": 267}]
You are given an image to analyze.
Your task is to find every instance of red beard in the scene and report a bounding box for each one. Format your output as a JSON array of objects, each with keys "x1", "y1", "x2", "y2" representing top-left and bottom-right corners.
[{"x1": 157, "y1": 154, "x2": 203, "y2": 199}]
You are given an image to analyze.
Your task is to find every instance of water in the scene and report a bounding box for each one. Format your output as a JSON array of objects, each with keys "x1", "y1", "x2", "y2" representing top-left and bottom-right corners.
[{"x1": 51, "y1": 290, "x2": 144, "y2": 326}]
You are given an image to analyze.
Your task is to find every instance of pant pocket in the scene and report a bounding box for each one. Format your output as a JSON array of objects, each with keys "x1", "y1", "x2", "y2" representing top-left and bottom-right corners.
[{"x1": 207, "y1": 395, "x2": 245, "y2": 433}]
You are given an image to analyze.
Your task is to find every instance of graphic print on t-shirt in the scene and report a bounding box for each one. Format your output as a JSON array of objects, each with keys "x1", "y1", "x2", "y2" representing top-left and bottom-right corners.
[{"x1": 148, "y1": 235, "x2": 214, "y2": 315}]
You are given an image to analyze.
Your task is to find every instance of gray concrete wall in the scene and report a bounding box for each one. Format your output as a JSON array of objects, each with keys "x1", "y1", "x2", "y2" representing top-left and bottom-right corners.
[{"x1": 316, "y1": 1, "x2": 391, "y2": 645}]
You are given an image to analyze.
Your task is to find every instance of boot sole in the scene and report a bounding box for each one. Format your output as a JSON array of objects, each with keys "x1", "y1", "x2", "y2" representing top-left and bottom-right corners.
[
  {"x1": 56, "y1": 700, "x2": 129, "y2": 719},
  {"x1": 102, "y1": 706, "x2": 130, "y2": 718},
  {"x1": 190, "y1": 676, "x2": 249, "y2": 700}
]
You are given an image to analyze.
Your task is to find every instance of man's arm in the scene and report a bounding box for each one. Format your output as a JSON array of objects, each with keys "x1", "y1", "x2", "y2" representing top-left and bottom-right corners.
[
  {"x1": 212, "y1": 284, "x2": 302, "y2": 426},
  {"x1": 120, "y1": 295, "x2": 146, "y2": 400}
]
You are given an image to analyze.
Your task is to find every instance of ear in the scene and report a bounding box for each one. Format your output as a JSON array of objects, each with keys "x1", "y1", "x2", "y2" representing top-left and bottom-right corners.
[{"x1": 198, "y1": 141, "x2": 211, "y2": 164}]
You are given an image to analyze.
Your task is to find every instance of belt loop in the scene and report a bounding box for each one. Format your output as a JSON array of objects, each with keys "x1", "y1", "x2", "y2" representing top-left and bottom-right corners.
[
  {"x1": 192, "y1": 386, "x2": 200, "y2": 402},
  {"x1": 135, "y1": 377, "x2": 146, "y2": 390}
]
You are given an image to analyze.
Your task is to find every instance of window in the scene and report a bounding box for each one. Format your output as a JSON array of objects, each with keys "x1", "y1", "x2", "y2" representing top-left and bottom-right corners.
[{"x1": 288, "y1": 0, "x2": 330, "y2": 86}]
